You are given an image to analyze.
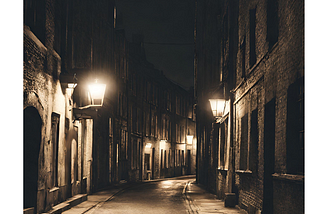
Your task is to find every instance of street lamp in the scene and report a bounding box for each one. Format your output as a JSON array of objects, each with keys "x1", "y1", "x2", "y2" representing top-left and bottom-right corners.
[
  {"x1": 209, "y1": 99, "x2": 227, "y2": 118},
  {"x1": 88, "y1": 80, "x2": 106, "y2": 107},
  {"x1": 186, "y1": 135, "x2": 193, "y2": 145},
  {"x1": 72, "y1": 78, "x2": 107, "y2": 121}
]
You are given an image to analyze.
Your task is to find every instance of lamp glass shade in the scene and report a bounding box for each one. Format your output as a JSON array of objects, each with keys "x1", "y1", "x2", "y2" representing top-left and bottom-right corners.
[
  {"x1": 88, "y1": 83, "x2": 106, "y2": 106},
  {"x1": 209, "y1": 99, "x2": 226, "y2": 117},
  {"x1": 186, "y1": 135, "x2": 193, "y2": 144},
  {"x1": 67, "y1": 83, "x2": 77, "y2": 88}
]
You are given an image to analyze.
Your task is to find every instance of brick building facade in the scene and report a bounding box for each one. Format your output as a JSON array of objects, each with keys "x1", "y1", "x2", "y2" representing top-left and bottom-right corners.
[{"x1": 195, "y1": 0, "x2": 304, "y2": 213}]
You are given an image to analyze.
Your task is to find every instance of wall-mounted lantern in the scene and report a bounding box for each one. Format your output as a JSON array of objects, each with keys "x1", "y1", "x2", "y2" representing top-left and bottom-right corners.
[
  {"x1": 209, "y1": 99, "x2": 227, "y2": 118},
  {"x1": 145, "y1": 143, "x2": 152, "y2": 149},
  {"x1": 72, "y1": 78, "x2": 107, "y2": 121},
  {"x1": 88, "y1": 80, "x2": 106, "y2": 107},
  {"x1": 160, "y1": 140, "x2": 167, "y2": 150},
  {"x1": 186, "y1": 135, "x2": 194, "y2": 145}
]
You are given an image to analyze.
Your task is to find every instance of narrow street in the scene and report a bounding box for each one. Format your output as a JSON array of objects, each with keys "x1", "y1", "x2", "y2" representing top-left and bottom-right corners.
[
  {"x1": 21, "y1": 0, "x2": 305, "y2": 213},
  {"x1": 60, "y1": 176, "x2": 244, "y2": 214},
  {"x1": 86, "y1": 177, "x2": 190, "y2": 214}
]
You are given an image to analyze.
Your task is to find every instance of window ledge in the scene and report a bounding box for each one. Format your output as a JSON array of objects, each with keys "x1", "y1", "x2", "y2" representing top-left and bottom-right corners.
[
  {"x1": 218, "y1": 168, "x2": 228, "y2": 175},
  {"x1": 235, "y1": 170, "x2": 252, "y2": 174},
  {"x1": 272, "y1": 173, "x2": 304, "y2": 182},
  {"x1": 49, "y1": 187, "x2": 59, "y2": 193}
]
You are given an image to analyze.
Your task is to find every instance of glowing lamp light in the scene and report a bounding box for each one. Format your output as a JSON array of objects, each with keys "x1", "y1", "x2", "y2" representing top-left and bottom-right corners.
[
  {"x1": 160, "y1": 140, "x2": 167, "y2": 150},
  {"x1": 67, "y1": 83, "x2": 77, "y2": 89},
  {"x1": 88, "y1": 80, "x2": 106, "y2": 106},
  {"x1": 146, "y1": 143, "x2": 152, "y2": 149},
  {"x1": 186, "y1": 135, "x2": 194, "y2": 145},
  {"x1": 209, "y1": 99, "x2": 227, "y2": 118}
]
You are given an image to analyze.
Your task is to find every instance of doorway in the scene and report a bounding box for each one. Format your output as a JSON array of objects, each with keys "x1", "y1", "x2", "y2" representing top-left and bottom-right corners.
[
  {"x1": 263, "y1": 98, "x2": 275, "y2": 214},
  {"x1": 23, "y1": 107, "x2": 42, "y2": 211},
  {"x1": 152, "y1": 148, "x2": 155, "y2": 179},
  {"x1": 187, "y1": 150, "x2": 191, "y2": 174},
  {"x1": 144, "y1": 153, "x2": 151, "y2": 180}
]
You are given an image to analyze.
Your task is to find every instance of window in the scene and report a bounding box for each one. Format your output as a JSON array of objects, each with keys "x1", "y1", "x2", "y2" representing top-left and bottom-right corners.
[
  {"x1": 176, "y1": 95, "x2": 181, "y2": 115},
  {"x1": 167, "y1": 92, "x2": 171, "y2": 111},
  {"x1": 161, "y1": 149, "x2": 164, "y2": 169},
  {"x1": 51, "y1": 112, "x2": 60, "y2": 188},
  {"x1": 240, "y1": 37, "x2": 246, "y2": 78},
  {"x1": 137, "y1": 108, "x2": 142, "y2": 134},
  {"x1": 221, "y1": 11, "x2": 229, "y2": 82},
  {"x1": 249, "y1": 8, "x2": 257, "y2": 67},
  {"x1": 132, "y1": 139, "x2": 137, "y2": 169},
  {"x1": 238, "y1": 108, "x2": 259, "y2": 172},
  {"x1": 24, "y1": 0, "x2": 46, "y2": 44},
  {"x1": 286, "y1": 77, "x2": 304, "y2": 174},
  {"x1": 267, "y1": 0, "x2": 279, "y2": 49},
  {"x1": 168, "y1": 150, "x2": 171, "y2": 168},
  {"x1": 182, "y1": 150, "x2": 185, "y2": 166},
  {"x1": 145, "y1": 110, "x2": 150, "y2": 136},
  {"x1": 181, "y1": 126, "x2": 185, "y2": 143},
  {"x1": 132, "y1": 73, "x2": 137, "y2": 96},
  {"x1": 249, "y1": 109, "x2": 258, "y2": 172},
  {"x1": 121, "y1": 130, "x2": 128, "y2": 160},
  {"x1": 164, "y1": 150, "x2": 167, "y2": 168},
  {"x1": 151, "y1": 111, "x2": 155, "y2": 136},
  {"x1": 239, "y1": 113, "x2": 248, "y2": 170},
  {"x1": 132, "y1": 106, "x2": 137, "y2": 133},
  {"x1": 219, "y1": 119, "x2": 228, "y2": 169},
  {"x1": 109, "y1": 118, "x2": 113, "y2": 137},
  {"x1": 176, "y1": 124, "x2": 180, "y2": 142},
  {"x1": 54, "y1": 0, "x2": 62, "y2": 55}
]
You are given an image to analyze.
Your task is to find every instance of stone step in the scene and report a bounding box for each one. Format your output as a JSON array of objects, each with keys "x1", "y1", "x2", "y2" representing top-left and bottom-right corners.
[
  {"x1": 42, "y1": 194, "x2": 87, "y2": 214},
  {"x1": 65, "y1": 194, "x2": 87, "y2": 207},
  {"x1": 48, "y1": 202, "x2": 70, "y2": 214}
]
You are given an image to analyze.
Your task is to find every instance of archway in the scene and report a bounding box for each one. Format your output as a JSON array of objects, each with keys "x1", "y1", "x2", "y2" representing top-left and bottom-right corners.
[{"x1": 23, "y1": 107, "x2": 42, "y2": 211}]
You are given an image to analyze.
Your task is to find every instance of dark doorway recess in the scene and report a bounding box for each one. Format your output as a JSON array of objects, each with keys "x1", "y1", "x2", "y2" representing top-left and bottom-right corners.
[
  {"x1": 187, "y1": 150, "x2": 191, "y2": 175},
  {"x1": 263, "y1": 98, "x2": 275, "y2": 214},
  {"x1": 152, "y1": 148, "x2": 155, "y2": 179},
  {"x1": 24, "y1": 107, "x2": 42, "y2": 211}
]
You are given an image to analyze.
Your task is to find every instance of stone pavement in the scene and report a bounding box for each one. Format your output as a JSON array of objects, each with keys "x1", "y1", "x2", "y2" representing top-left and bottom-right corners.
[
  {"x1": 61, "y1": 184, "x2": 130, "y2": 214},
  {"x1": 185, "y1": 180, "x2": 247, "y2": 214}
]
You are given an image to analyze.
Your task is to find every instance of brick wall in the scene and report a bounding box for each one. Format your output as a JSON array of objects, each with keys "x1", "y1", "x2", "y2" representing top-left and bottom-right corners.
[{"x1": 234, "y1": 0, "x2": 304, "y2": 213}]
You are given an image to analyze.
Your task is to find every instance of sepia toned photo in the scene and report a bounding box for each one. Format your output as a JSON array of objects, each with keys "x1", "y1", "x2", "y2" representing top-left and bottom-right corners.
[{"x1": 22, "y1": 0, "x2": 305, "y2": 213}]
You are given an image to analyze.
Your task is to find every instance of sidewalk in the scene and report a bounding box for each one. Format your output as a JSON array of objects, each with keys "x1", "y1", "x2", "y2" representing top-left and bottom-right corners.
[
  {"x1": 61, "y1": 182, "x2": 136, "y2": 214},
  {"x1": 185, "y1": 180, "x2": 246, "y2": 214}
]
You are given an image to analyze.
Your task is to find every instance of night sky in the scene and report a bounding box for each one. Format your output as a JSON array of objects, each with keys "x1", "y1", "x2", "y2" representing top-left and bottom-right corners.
[{"x1": 115, "y1": 0, "x2": 195, "y2": 90}]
